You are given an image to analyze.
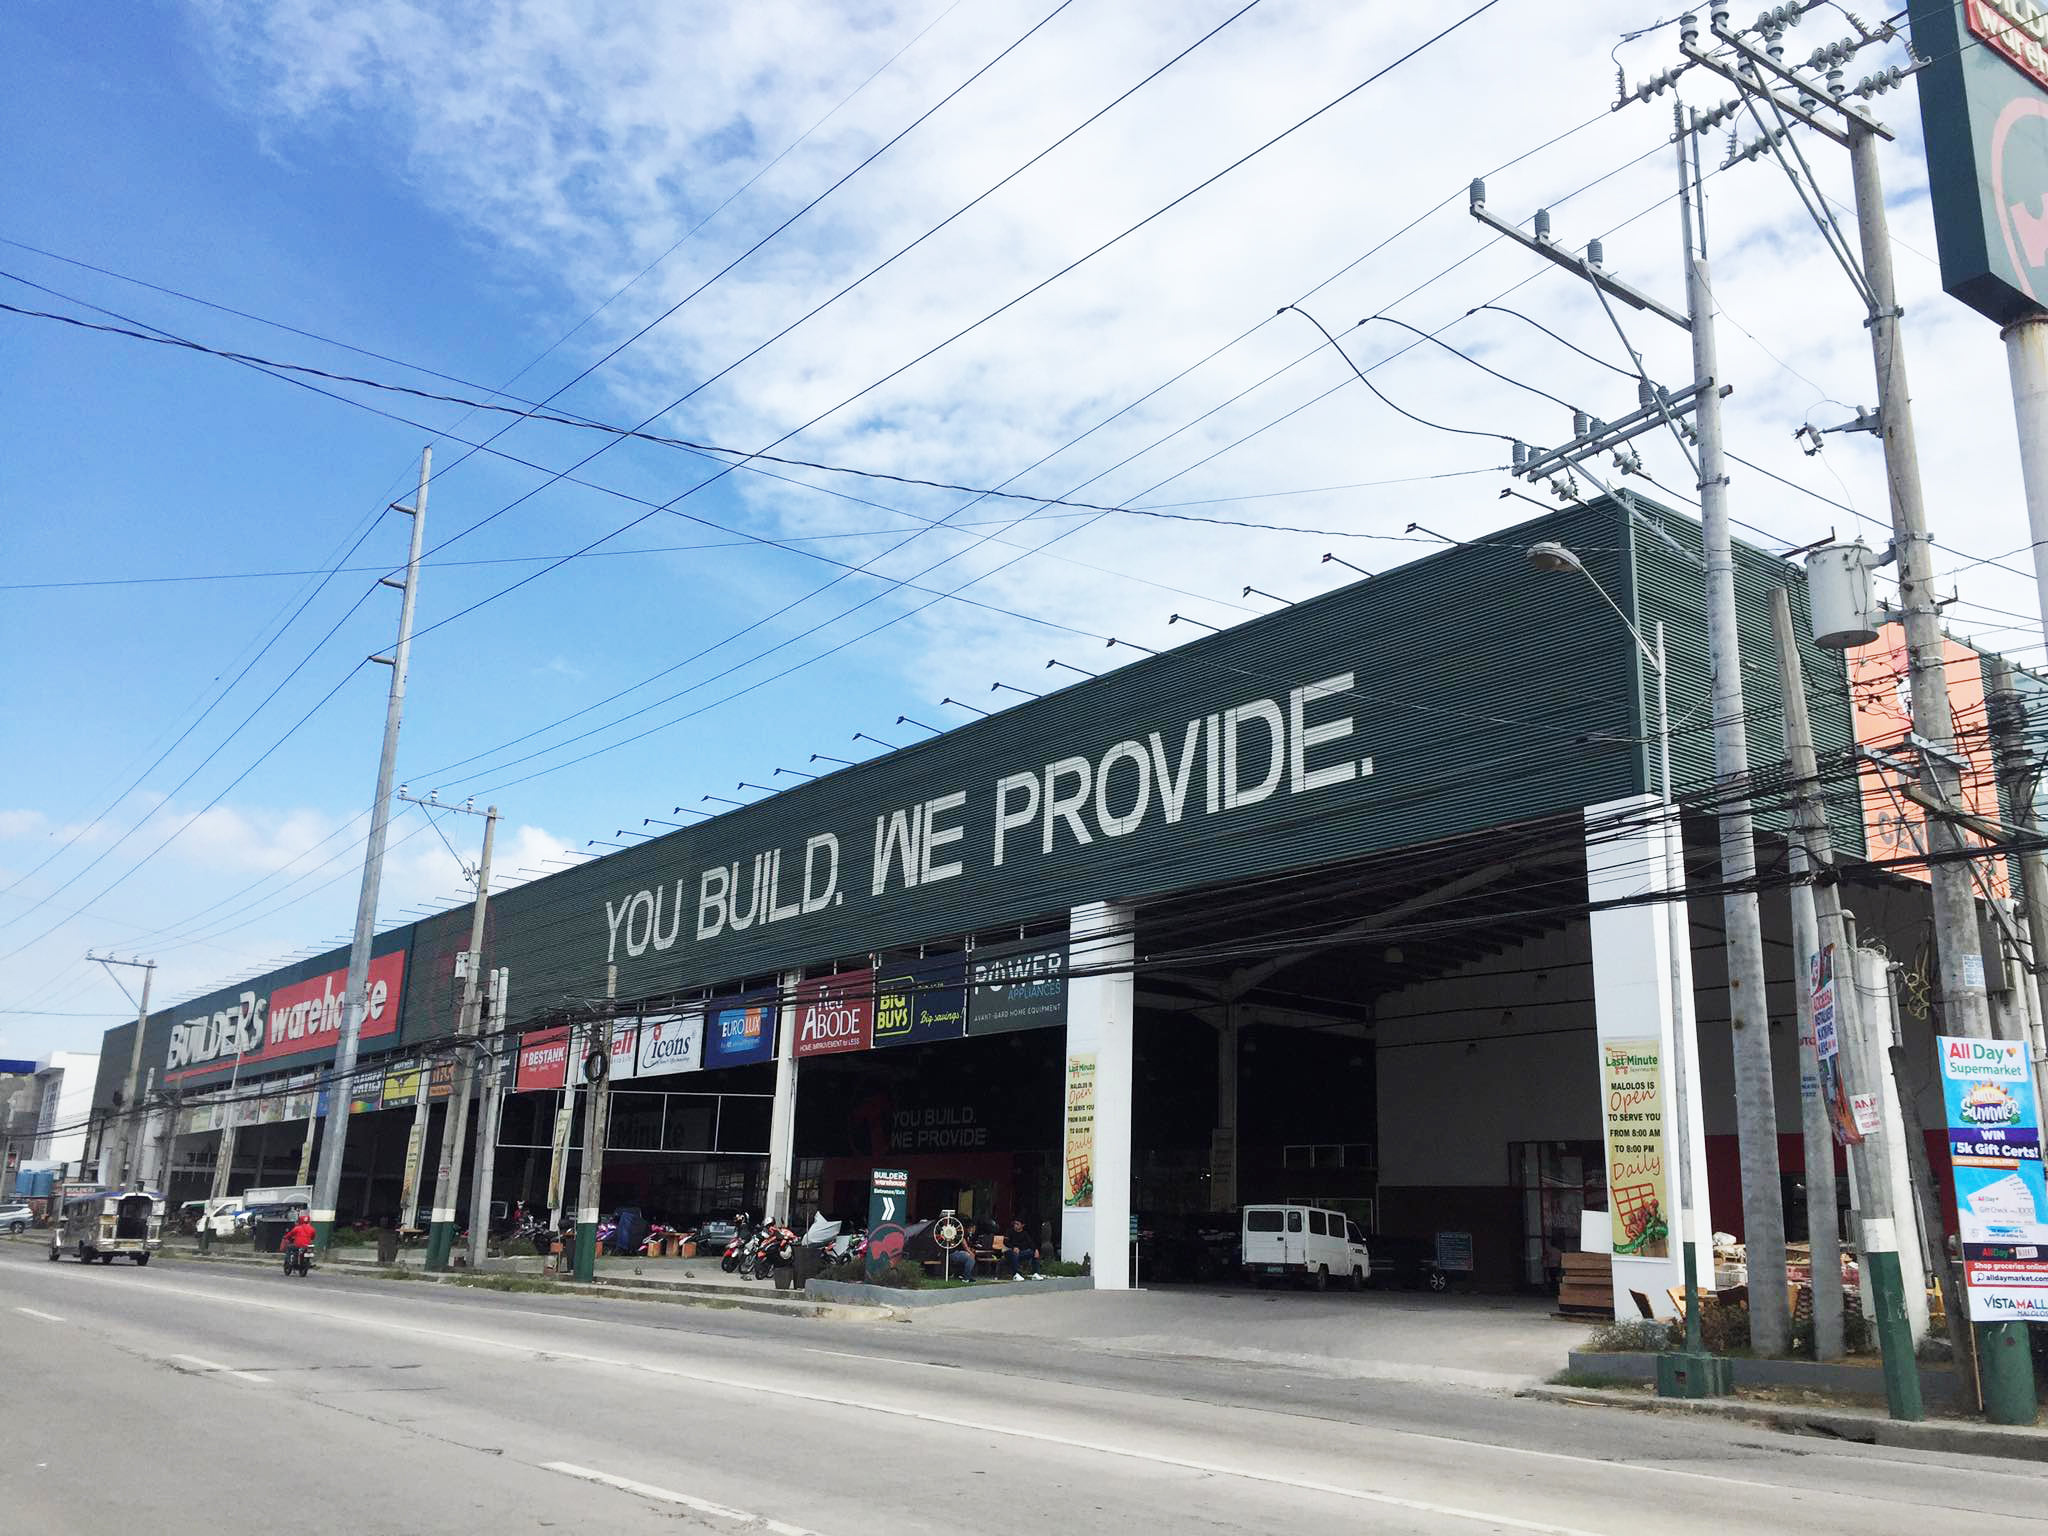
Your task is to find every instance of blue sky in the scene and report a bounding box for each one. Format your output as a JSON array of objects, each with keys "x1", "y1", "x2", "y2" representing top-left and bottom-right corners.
[{"x1": 3, "y1": 0, "x2": 2040, "y2": 1056}]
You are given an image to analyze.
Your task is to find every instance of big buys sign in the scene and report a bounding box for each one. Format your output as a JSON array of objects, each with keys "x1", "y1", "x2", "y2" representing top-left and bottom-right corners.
[{"x1": 165, "y1": 952, "x2": 405, "y2": 1083}]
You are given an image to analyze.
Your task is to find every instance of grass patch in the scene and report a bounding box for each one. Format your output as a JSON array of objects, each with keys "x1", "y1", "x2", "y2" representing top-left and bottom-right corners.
[
  {"x1": 447, "y1": 1273, "x2": 570, "y2": 1294},
  {"x1": 1548, "y1": 1369, "x2": 1641, "y2": 1390}
]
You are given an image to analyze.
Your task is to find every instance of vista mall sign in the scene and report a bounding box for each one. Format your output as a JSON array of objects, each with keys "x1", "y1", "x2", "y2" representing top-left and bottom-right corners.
[{"x1": 166, "y1": 952, "x2": 405, "y2": 1080}]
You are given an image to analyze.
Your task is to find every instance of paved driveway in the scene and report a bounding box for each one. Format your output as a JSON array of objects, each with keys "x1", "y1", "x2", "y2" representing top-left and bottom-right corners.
[{"x1": 910, "y1": 1281, "x2": 1595, "y2": 1390}]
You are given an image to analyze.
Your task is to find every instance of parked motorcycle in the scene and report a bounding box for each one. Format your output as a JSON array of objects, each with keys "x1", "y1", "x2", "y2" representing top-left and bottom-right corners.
[
  {"x1": 746, "y1": 1218, "x2": 797, "y2": 1278},
  {"x1": 720, "y1": 1211, "x2": 760, "y2": 1274}
]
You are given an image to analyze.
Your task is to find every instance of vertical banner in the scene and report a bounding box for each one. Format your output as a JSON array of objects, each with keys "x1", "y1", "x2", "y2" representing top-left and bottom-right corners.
[
  {"x1": 1600, "y1": 1038, "x2": 1670, "y2": 1258},
  {"x1": 1938, "y1": 1035, "x2": 2048, "y2": 1321},
  {"x1": 1063, "y1": 1053, "x2": 1097, "y2": 1209},
  {"x1": 1811, "y1": 943, "x2": 1864, "y2": 1146}
]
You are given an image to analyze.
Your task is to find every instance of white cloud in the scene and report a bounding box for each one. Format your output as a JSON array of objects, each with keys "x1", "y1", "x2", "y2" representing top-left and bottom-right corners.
[{"x1": 179, "y1": 0, "x2": 2047, "y2": 719}]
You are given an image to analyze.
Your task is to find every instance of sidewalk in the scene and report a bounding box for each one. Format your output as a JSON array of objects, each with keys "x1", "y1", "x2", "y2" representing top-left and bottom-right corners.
[{"x1": 1522, "y1": 1381, "x2": 2048, "y2": 1464}]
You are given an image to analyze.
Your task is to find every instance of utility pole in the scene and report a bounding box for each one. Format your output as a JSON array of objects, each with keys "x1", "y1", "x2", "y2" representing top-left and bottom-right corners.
[
  {"x1": 1986, "y1": 659, "x2": 2048, "y2": 1125},
  {"x1": 418, "y1": 800, "x2": 498, "y2": 1272},
  {"x1": 573, "y1": 966, "x2": 618, "y2": 1283},
  {"x1": 1676, "y1": 109, "x2": 1791, "y2": 1356},
  {"x1": 310, "y1": 447, "x2": 429, "y2": 1249},
  {"x1": 1471, "y1": 110, "x2": 1790, "y2": 1353},
  {"x1": 1769, "y1": 590, "x2": 1849, "y2": 1365},
  {"x1": 1629, "y1": 0, "x2": 2034, "y2": 1425},
  {"x1": 466, "y1": 967, "x2": 508, "y2": 1272},
  {"x1": 88, "y1": 953, "x2": 154, "y2": 1187}
]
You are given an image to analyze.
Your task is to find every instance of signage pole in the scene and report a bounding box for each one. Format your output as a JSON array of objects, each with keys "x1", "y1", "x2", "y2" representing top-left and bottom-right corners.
[
  {"x1": 311, "y1": 446, "x2": 428, "y2": 1251},
  {"x1": 1770, "y1": 591, "x2": 1850, "y2": 1363},
  {"x1": 1846, "y1": 123, "x2": 2033, "y2": 1420},
  {"x1": 572, "y1": 966, "x2": 617, "y2": 1283},
  {"x1": 424, "y1": 805, "x2": 497, "y2": 1272},
  {"x1": 2004, "y1": 315, "x2": 2048, "y2": 661}
]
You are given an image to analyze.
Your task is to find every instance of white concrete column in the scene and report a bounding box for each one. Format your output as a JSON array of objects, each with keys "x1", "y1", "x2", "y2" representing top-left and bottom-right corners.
[
  {"x1": 1586, "y1": 796, "x2": 1711, "y2": 1319},
  {"x1": 1063, "y1": 901, "x2": 1134, "y2": 1288},
  {"x1": 763, "y1": 971, "x2": 802, "y2": 1224},
  {"x1": 1852, "y1": 947, "x2": 1931, "y2": 1342},
  {"x1": 1210, "y1": 1004, "x2": 1239, "y2": 1214}
]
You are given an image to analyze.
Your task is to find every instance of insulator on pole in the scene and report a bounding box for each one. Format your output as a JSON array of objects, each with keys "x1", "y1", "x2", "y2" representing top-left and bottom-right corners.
[{"x1": 1533, "y1": 207, "x2": 1552, "y2": 243}]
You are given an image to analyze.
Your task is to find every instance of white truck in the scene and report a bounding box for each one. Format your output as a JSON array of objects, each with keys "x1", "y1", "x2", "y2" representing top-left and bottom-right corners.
[
  {"x1": 1240, "y1": 1203, "x2": 1372, "y2": 1290},
  {"x1": 181, "y1": 1196, "x2": 248, "y2": 1237}
]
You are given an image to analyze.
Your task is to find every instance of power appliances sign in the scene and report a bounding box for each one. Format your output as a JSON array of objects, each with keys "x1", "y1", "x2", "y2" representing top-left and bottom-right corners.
[
  {"x1": 165, "y1": 952, "x2": 405, "y2": 1082},
  {"x1": 1911, "y1": 0, "x2": 2048, "y2": 322}
]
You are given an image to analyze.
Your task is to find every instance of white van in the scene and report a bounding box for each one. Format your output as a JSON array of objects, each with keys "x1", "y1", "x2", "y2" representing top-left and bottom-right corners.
[{"x1": 1241, "y1": 1204, "x2": 1371, "y2": 1290}]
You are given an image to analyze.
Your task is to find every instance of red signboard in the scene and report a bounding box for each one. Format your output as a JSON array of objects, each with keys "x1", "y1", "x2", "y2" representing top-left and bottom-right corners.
[
  {"x1": 165, "y1": 951, "x2": 405, "y2": 1082},
  {"x1": 516, "y1": 1025, "x2": 572, "y2": 1092},
  {"x1": 792, "y1": 970, "x2": 875, "y2": 1059}
]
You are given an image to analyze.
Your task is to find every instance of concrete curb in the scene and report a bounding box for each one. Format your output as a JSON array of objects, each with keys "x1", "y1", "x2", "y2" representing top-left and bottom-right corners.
[
  {"x1": 806, "y1": 1276, "x2": 1094, "y2": 1308},
  {"x1": 121, "y1": 1245, "x2": 843, "y2": 1320},
  {"x1": 1521, "y1": 1384, "x2": 2048, "y2": 1462},
  {"x1": 1565, "y1": 1349, "x2": 1976, "y2": 1412}
]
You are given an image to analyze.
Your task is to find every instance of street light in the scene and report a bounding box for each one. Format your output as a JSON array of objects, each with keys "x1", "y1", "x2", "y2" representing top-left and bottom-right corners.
[{"x1": 1527, "y1": 539, "x2": 1706, "y2": 1368}]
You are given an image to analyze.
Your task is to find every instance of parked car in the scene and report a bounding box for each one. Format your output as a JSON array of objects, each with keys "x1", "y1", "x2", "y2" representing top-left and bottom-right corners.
[
  {"x1": 0, "y1": 1199, "x2": 33, "y2": 1234},
  {"x1": 1240, "y1": 1203, "x2": 1371, "y2": 1290},
  {"x1": 1364, "y1": 1234, "x2": 1453, "y2": 1293},
  {"x1": 180, "y1": 1197, "x2": 248, "y2": 1237}
]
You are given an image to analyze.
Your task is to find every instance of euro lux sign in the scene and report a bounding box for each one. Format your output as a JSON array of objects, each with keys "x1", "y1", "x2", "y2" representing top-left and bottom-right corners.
[
  {"x1": 1911, "y1": 0, "x2": 2048, "y2": 323},
  {"x1": 598, "y1": 672, "x2": 1372, "y2": 973}
]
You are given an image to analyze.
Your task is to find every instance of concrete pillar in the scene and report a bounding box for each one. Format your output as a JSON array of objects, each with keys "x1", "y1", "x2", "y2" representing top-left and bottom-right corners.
[
  {"x1": 763, "y1": 970, "x2": 801, "y2": 1224},
  {"x1": 1853, "y1": 948, "x2": 1931, "y2": 1343},
  {"x1": 1586, "y1": 796, "x2": 1711, "y2": 1319},
  {"x1": 1063, "y1": 901, "x2": 1135, "y2": 1288},
  {"x1": 1211, "y1": 1004, "x2": 1239, "y2": 1214}
]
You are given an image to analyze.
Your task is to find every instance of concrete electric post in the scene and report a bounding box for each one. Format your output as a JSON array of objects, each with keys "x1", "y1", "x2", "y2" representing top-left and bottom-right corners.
[
  {"x1": 417, "y1": 800, "x2": 498, "y2": 1272},
  {"x1": 310, "y1": 447, "x2": 429, "y2": 1251},
  {"x1": 572, "y1": 966, "x2": 617, "y2": 1283},
  {"x1": 87, "y1": 953, "x2": 154, "y2": 1188}
]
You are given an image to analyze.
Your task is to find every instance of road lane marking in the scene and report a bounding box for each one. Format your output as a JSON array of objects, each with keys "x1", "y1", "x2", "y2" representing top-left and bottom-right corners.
[
  {"x1": 171, "y1": 1353, "x2": 270, "y2": 1385},
  {"x1": 14, "y1": 1307, "x2": 64, "y2": 1322},
  {"x1": 542, "y1": 1463, "x2": 821, "y2": 1535},
  {"x1": 62, "y1": 1273, "x2": 2026, "y2": 1516}
]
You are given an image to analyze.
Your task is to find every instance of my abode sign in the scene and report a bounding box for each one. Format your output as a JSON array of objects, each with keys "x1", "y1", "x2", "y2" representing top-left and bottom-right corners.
[{"x1": 793, "y1": 971, "x2": 875, "y2": 1059}]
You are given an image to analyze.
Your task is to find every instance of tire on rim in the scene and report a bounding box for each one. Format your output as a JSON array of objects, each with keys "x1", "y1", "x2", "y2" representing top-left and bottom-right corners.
[
  {"x1": 1351, "y1": 1265, "x2": 1365, "y2": 1291},
  {"x1": 1311, "y1": 1264, "x2": 1329, "y2": 1292}
]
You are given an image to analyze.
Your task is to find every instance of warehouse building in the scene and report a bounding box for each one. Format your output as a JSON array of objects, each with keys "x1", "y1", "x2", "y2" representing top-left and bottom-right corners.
[{"x1": 94, "y1": 494, "x2": 2025, "y2": 1306}]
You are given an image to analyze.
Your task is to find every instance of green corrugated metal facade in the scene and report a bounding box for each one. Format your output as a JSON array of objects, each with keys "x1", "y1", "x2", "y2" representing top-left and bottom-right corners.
[{"x1": 98, "y1": 495, "x2": 1867, "y2": 1100}]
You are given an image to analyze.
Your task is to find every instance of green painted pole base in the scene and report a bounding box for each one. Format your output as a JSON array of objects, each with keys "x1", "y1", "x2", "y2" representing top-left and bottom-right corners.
[
  {"x1": 1866, "y1": 1249, "x2": 1925, "y2": 1423},
  {"x1": 1977, "y1": 1321, "x2": 2039, "y2": 1426},
  {"x1": 1656, "y1": 1350, "x2": 1731, "y2": 1398},
  {"x1": 574, "y1": 1222, "x2": 597, "y2": 1284},
  {"x1": 423, "y1": 1220, "x2": 456, "y2": 1273},
  {"x1": 310, "y1": 1218, "x2": 334, "y2": 1256}
]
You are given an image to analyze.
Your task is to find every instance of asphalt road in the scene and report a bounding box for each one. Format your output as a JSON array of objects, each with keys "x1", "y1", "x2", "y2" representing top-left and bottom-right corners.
[{"x1": 1, "y1": 1243, "x2": 2043, "y2": 1535}]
